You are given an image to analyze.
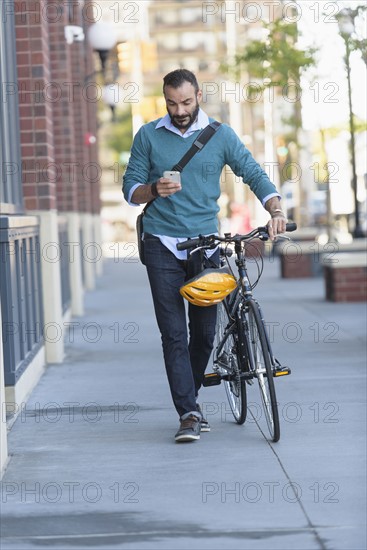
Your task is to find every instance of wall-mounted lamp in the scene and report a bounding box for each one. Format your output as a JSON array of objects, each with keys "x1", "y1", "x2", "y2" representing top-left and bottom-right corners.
[{"x1": 87, "y1": 22, "x2": 118, "y2": 78}]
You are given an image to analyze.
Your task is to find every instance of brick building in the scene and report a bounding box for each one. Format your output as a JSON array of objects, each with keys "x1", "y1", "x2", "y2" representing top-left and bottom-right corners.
[{"x1": 0, "y1": 0, "x2": 103, "y2": 473}]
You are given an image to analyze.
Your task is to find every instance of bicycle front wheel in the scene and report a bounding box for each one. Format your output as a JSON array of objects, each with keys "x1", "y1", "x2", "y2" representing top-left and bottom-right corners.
[
  {"x1": 247, "y1": 300, "x2": 280, "y2": 442},
  {"x1": 215, "y1": 301, "x2": 247, "y2": 425}
]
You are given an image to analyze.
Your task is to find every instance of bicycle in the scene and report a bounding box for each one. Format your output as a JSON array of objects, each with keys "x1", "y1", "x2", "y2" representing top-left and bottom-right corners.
[{"x1": 177, "y1": 223, "x2": 297, "y2": 442}]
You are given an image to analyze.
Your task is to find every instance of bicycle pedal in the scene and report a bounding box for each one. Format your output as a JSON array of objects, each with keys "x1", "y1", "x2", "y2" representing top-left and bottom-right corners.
[
  {"x1": 274, "y1": 367, "x2": 291, "y2": 377},
  {"x1": 203, "y1": 373, "x2": 222, "y2": 386}
]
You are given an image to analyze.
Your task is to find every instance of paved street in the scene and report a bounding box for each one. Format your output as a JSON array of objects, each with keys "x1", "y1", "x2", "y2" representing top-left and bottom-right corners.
[{"x1": 1, "y1": 246, "x2": 366, "y2": 550}]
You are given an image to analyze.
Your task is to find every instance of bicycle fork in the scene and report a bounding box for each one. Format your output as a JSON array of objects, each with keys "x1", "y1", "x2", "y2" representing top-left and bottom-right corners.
[{"x1": 250, "y1": 300, "x2": 291, "y2": 378}]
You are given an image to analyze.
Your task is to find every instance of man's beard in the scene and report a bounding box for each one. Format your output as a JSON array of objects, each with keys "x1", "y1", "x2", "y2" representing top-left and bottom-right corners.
[{"x1": 169, "y1": 102, "x2": 200, "y2": 130}]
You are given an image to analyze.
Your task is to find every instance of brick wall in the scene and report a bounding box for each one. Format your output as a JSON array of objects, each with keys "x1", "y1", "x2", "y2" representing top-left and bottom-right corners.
[
  {"x1": 48, "y1": 2, "x2": 78, "y2": 212},
  {"x1": 325, "y1": 266, "x2": 367, "y2": 302},
  {"x1": 281, "y1": 251, "x2": 315, "y2": 278},
  {"x1": 15, "y1": 0, "x2": 56, "y2": 210},
  {"x1": 279, "y1": 239, "x2": 328, "y2": 278},
  {"x1": 15, "y1": 0, "x2": 99, "y2": 215},
  {"x1": 244, "y1": 239, "x2": 265, "y2": 259}
]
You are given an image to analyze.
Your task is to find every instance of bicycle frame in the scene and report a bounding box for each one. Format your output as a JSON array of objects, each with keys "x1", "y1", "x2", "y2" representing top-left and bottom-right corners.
[
  {"x1": 179, "y1": 225, "x2": 295, "y2": 440},
  {"x1": 214, "y1": 245, "x2": 255, "y2": 380},
  {"x1": 180, "y1": 224, "x2": 296, "y2": 379},
  {"x1": 214, "y1": 240, "x2": 277, "y2": 378}
]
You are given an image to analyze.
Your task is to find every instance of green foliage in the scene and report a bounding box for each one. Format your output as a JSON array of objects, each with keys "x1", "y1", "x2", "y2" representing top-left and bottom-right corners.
[
  {"x1": 322, "y1": 116, "x2": 367, "y2": 139},
  {"x1": 227, "y1": 19, "x2": 316, "y2": 87},
  {"x1": 222, "y1": 17, "x2": 317, "y2": 141},
  {"x1": 336, "y1": 4, "x2": 367, "y2": 66},
  {"x1": 105, "y1": 107, "x2": 133, "y2": 161},
  {"x1": 350, "y1": 37, "x2": 367, "y2": 65}
]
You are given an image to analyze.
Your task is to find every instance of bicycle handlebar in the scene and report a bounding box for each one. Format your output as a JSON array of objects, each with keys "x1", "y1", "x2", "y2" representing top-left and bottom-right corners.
[
  {"x1": 176, "y1": 222, "x2": 297, "y2": 251},
  {"x1": 285, "y1": 222, "x2": 297, "y2": 232}
]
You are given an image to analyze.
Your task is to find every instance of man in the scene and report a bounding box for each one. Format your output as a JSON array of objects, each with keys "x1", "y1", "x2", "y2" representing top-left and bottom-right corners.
[{"x1": 123, "y1": 69, "x2": 286, "y2": 443}]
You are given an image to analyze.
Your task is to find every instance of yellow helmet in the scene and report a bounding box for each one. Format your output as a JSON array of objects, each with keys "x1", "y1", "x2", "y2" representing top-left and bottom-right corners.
[{"x1": 180, "y1": 268, "x2": 237, "y2": 307}]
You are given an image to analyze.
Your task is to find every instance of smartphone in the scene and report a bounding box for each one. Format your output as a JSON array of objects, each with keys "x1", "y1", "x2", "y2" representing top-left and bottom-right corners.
[{"x1": 163, "y1": 171, "x2": 181, "y2": 184}]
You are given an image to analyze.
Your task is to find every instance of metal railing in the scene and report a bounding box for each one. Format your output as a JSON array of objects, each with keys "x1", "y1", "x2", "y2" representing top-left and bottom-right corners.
[
  {"x1": 58, "y1": 217, "x2": 71, "y2": 315},
  {"x1": 0, "y1": 216, "x2": 44, "y2": 386}
]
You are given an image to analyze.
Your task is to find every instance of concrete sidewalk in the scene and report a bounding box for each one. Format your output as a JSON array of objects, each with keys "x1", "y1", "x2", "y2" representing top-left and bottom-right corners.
[{"x1": 1, "y1": 249, "x2": 366, "y2": 550}]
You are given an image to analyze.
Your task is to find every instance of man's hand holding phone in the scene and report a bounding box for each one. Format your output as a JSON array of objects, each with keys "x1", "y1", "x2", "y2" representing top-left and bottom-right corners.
[{"x1": 153, "y1": 171, "x2": 182, "y2": 198}]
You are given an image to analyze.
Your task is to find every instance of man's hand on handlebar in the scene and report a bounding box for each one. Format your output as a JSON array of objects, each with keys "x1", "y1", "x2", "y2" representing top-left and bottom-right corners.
[{"x1": 266, "y1": 214, "x2": 287, "y2": 241}]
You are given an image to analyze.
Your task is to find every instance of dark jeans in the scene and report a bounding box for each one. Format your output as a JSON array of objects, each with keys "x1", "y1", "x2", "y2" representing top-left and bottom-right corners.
[{"x1": 144, "y1": 233, "x2": 219, "y2": 418}]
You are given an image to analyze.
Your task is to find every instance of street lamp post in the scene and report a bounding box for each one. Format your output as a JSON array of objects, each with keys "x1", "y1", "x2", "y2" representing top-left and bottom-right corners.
[{"x1": 337, "y1": 8, "x2": 364, "y2": 238}]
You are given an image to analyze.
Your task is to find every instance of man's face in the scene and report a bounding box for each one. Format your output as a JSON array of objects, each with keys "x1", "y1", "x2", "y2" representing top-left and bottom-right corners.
[{"x1": 164, "y1": 82, "x2": 202, "y2": 131}]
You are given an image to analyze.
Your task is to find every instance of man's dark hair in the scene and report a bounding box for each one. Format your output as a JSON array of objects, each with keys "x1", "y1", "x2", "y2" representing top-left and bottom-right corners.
[{"x1": 163, "y1": 69, "x2": 199, "y2": 94}]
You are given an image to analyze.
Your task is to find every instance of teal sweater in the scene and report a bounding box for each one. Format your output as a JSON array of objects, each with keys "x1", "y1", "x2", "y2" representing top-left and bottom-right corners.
[{"x1": 123, "y1": 119, "x2": 278, "y2": 237}]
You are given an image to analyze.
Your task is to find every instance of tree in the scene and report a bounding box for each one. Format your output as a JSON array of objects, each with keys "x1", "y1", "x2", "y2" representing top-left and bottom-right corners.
[
  {"x1": 224, "y1": 16, "x2": 317, "y2": 225},
  {"x1": 230, "y1": 17, "x2": 316, "y2": 135},
  {"x1": 336, "y1": 4, "x2": 367, "y2": 66},
  {"x1": 234, "y1": 19, "x2": 315, "y2": 87},
  {"x1": 105, "y1": 106, "x2": 133, "y2": 163}
]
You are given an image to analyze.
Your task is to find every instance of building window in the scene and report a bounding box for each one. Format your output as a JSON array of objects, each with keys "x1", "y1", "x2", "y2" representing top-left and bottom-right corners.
[
  {"x1": 159, "y1": 33, "x2": 180, "y2": 51},
  {"x1": 180, "y1": 7, "x2": 202, "y2": 24},
  {"x1": 155, "y1": 10, "x2": 179, "y2": 26},
  {"x1": 0, "y1": 9, "x2": 23, "y2": 213}
]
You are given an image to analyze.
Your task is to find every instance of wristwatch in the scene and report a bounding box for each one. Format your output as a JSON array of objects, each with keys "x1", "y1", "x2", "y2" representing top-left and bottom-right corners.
[
  {"x1": 271, "y1": 209, "x2": 285, "y2": 216},
  {"x1": 151, "y1": 181, "x2": 159, "y2": 198}
]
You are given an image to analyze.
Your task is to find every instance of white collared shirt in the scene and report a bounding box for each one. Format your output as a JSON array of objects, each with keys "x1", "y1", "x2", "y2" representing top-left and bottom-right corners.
[
  {"x1": 154, "y1": 109, "x2": 209, "y2": 137},
  {"x1": 127, "y1": 109, "x2": 278, "y2": 259}
]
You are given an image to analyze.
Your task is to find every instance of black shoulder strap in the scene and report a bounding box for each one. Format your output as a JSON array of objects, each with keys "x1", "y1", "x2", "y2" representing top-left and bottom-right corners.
[
  {"x1": 142, "y1": 121, "x2": 221, "y2": 215},
  {"x1": 171, "y1": 121, "x2": 221, "y2": 172}
]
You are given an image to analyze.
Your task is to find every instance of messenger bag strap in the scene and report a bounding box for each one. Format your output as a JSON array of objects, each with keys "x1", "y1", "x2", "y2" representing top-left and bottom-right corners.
[
  {"x1": 142, "y1": 120, "x2": 221, "y2": 214},
  {"x1": 171, "y1": 121, "x2": 221, "y2": 172}
]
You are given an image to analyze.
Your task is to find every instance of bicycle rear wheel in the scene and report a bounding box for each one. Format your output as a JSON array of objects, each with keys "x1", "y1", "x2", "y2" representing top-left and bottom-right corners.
[
  {"x1": 215, "y1": 301, "x2": 247, "y2": 424},
  {"x1": 247, "y1": 300, "x2": 280, "y2": 442}
]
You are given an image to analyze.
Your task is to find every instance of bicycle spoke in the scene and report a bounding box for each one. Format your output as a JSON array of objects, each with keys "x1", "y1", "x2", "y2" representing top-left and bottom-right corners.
[
  {"x1": 214, "y1": 301, "x2": 247, "y2": 424},
  {"x1": 247, "y1": 301, "x2": 280, "y2": 442}
]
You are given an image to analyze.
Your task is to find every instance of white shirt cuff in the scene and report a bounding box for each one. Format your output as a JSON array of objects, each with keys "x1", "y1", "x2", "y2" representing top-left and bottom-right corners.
[
  {"x1": 262, "y1": 192, "x2": 281, "y2": 206},
  {"x1": 127, "y1": 183, "x2": 144, "y2": 206}
]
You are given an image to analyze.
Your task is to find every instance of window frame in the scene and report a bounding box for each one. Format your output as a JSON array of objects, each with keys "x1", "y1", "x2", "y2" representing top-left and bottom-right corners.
[{"x1": 0, "y1": 7, "x2": 23, "y2": 213}]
